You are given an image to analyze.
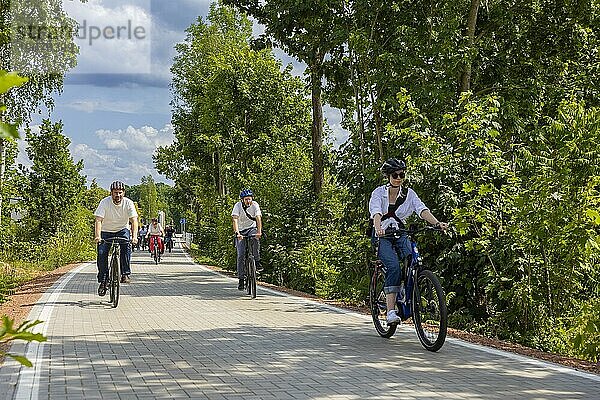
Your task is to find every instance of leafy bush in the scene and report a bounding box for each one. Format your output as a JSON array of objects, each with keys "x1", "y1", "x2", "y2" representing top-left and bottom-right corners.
[{"x1": 568, "y1": 298, "x2": 600, "y2": 362}]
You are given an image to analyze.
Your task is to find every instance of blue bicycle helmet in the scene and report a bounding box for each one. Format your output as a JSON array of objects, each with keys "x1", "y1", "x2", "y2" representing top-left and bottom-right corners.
[{"x1": 240, "y1": 188, "x2": 254, "y2": 198}]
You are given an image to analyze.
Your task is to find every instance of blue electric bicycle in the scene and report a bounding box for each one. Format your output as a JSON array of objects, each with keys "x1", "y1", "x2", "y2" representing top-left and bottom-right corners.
[{"x1": 369, "y1": 226, "x2": 448, "y2": 352}]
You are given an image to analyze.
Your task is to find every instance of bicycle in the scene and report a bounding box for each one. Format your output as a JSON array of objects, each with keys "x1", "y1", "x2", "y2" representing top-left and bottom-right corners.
[
  {"x1": 165, "y1": 236, "x2": 174, "y2": 253},
  {"x1": 100, "y1": 237, "x2": 130, "y2": 308},
  {"x1": 238, "y1": 234, "x2": 258, "y2": 298},
  {"x1": 149, "y1": 235, "x2": 161, "y2": 264},
  {"x1": 369, "y1": 225, "x2": 448, "y2": 352},
  {"x1": 137, "y1": 235, "x2": 147, "y2": 251}
]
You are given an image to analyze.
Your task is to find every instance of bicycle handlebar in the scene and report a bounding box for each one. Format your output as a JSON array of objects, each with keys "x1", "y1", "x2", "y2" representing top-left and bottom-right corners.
[
  {"x1": 376, "y1": 225, "x2": 443, "y2": 239},
  {"x1": 99, "y1": 237, "x2": 132, "y2": 244},
  {"x1": 233, "y1": 233, "x2": 257, "y2": 238}
]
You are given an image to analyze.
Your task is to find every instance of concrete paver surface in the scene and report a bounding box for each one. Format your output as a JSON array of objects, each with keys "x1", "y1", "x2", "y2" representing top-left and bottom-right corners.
[{"x1": 1, "y1": 243, "x2": 599, "y2": 399}]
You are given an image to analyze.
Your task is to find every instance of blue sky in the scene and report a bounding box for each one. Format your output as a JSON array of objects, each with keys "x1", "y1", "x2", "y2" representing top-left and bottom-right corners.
[{"x1": 18, "y1": 0, "x2": 345, "y2": 189}]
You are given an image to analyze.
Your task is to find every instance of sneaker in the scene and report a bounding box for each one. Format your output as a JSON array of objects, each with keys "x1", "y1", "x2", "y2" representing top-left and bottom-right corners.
[
  {"x1": 97, "y1": 282, "x2": 107, "y2": 297},
  {"x1": 120, "y1": 275, "x2": 131, "y2": 284},
  {"x1": 386, "y1": 310, "x2": 401, "y2": 325},
  {"x1": 238, "y1": 279, "x2": 244, "y2": 290}
]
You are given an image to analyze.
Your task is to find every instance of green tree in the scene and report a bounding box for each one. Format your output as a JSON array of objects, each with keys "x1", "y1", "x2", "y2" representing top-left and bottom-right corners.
[
  {"x1": 82, "y1": 179, "x2": 108, "y2": 212},
  {"x1": 22, "y1": 119, "x2": 85, "y2": 237},
  {"x1": 139, "y1": 175, "x2": 158, "y2": 222},
  {"x1": 157, "y1": 1, "x2": 312, "y2": 268},
  {"x1": 0, "y1": 70, "x2": 27, "y2": 227},
  {"x1": 224, "y1": 0, "x2": 347, "y2": 196},
  {"x1": 0, "y1": 0, "x2": 80, "y2": 228}
]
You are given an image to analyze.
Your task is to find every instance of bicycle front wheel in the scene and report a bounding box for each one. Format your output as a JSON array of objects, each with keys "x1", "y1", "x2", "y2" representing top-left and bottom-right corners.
[
  {"x1": 369, "y1": 264, "x2": 397, "y2": 338},
  {"x1": 248, "y1": 258, "x2": 257, "y2": 299},
  {"x1": 412, "y1": 269, "x2": 447, "y2": 351},
  {"x1": 109, "y1": 254, "x2": 120, "y2": 308}
]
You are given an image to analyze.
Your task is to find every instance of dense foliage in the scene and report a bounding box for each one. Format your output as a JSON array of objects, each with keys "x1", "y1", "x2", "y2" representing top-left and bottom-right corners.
[{"x1": 161, "y1": 1, "x2": 600, "y2": 362}]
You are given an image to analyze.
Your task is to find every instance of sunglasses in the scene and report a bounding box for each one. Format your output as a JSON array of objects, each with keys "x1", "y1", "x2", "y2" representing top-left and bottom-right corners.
[{"x1": 391, "y1": 171, "x2": 406, "y2": 179}]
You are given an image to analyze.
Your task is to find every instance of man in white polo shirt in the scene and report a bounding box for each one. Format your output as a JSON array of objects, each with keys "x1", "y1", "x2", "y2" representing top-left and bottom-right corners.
[
  {"x1": 94, "y1": 181, "x2": 139, "y2": 296},
  {"x1": 232, "y1": 188, "x2": 262, "y2": 290}
]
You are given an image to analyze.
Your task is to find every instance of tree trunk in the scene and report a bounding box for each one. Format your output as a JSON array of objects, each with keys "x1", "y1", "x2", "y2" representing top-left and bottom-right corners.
[
  {"x1": 0, "y1": 138, "x2": 5, "y2": 227},
  {"x1": 459, "y1": 0, "x2": 480, "y2": 94},
  {"x1": 350, "y1": 50, "x2": 366, "y2": 172},
  {"x1": 310, "y1": 66, "x2": 324, "y2": 196},
  {"x1": 370, "y1": 89, "x2": 384, "y2": 162},
  {"x1": 215, "y1": 151, "x2": 225, "y2": 196}
]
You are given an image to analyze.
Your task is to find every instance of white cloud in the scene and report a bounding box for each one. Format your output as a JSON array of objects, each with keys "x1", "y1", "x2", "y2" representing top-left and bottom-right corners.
[
  {"x1": 323, "y1": 105, "x2": 349, "y2": 147},
  {"x1": 105, "y1": 138, "x2": 128, "y2": 150},
  {"x1": 67, "y1": 99, "x2": 142, "y2": 114},
  {"x1": 71, "y1": 123, "x2": 175, "y2": 187},
  {"x1": 63, "y1": 0, "x2": 152, "y2": 74}
]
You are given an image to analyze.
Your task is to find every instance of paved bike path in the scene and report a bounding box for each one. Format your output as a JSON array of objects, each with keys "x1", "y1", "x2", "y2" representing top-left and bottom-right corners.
[{"x1": 1, "y1": 242, "x2": 599, "y2": 400}]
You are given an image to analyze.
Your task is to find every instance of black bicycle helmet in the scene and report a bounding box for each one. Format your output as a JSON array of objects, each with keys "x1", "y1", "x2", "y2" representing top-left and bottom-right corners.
[
  {"x1": 380, "y1": 158, "x2": 406, "y2": 176},
  {"x1": 110, "y1": 180, "x2": 125, "y2": 191}
]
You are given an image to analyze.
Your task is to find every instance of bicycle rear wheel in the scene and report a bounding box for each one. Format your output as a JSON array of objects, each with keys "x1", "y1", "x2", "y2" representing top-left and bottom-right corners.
[
  {"x1": 412, "y1": 269, "x2": 447, "y2": 351},
  {"x1": 369, "y1": 264, "x2": 397, "y2": 338},
  {"x1": 109, "y1": 254, "x2": 120, "y2": 308}
]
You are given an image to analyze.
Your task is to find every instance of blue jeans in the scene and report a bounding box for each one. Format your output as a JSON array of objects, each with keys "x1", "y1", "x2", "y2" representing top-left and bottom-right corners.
[
  {"x1": 375, "y1": 233, "x2": 412, "y2": 294},
  {"x1": 236, "y1": 227, "x2": 260, "y2": 278},
  {"x1": 97, "y1": 229, "x2": 131, "y2": 283}
]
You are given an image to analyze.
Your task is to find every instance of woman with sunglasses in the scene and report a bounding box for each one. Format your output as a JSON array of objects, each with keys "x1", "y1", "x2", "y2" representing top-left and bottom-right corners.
[{"x1": 369, "y1": 158, "x2": 448, "y2": 325}]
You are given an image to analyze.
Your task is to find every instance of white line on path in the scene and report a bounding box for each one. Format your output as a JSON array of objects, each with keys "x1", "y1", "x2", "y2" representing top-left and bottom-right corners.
[
  {"x1": 12, "y1": 262, "x2": 92, "y2": 400},
  {"x1": 183, "y1": 248, "x2": 600, "y2": 383}
]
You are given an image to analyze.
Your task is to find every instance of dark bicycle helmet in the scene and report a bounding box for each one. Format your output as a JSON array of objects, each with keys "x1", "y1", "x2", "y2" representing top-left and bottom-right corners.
[
  {"x1": 240, "y1": 188, "x2": 254, "y2": 198},
  {"x1": 380, "y1": 158, "x2": 406, "y2": 176},
  {"x1": 110, "y1": 180, "x2": 126, "y2": 191}
]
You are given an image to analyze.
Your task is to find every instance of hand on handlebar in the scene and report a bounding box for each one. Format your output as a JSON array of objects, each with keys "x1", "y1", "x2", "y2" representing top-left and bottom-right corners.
[{"x1": 435, "y1": 222, "x2": 449, "y2": 232}]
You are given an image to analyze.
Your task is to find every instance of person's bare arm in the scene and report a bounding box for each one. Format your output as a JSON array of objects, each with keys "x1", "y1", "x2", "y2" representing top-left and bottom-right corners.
[
  {"x1": 373, "y1": 213, "x2": 383, "y2": 236},
  {"x1": 94, "y1": 216, "x2": 103, "y2": 243},
  {"x1": 232, "y1": 216, "x2": 242, "y2": 240},
  {"x1": 420, "y1": 209, "x2": 448, "y2": 231},
  {"x1": 256, "y1": 215, "x2": 262, "y2": 238},
  {"x1": 130, "y1": 217, "x2": 139, "y2": 244}
]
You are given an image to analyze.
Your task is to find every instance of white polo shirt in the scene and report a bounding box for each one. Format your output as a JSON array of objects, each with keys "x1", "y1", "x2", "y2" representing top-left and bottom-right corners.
[
  {"x1": 232, "y1": 201, "x2": 262, "y2": 231},
  {"x1": 94, "y1": 196, "x2": 138, "y2": 233}
]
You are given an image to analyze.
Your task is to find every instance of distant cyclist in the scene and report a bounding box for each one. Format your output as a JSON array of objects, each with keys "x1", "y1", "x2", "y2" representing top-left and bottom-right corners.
[
  {"x1": 232, "y1": 189, "x2": 262, "y2": 290},
  {"x1": 165, "y1": 224, "x2": 176, "y2": 251},
  {"x1": 146, "y1": 218, "x2": 165, "y2": 255},
  {"x1": 138, "y1": 224, "x2": 148, "y2": 250},
  {"x1": 369, "y1": 158, "x2": 448, "y2": 324},
  {"x1": 94, "y1": 181, "x2": 138, "y2": 295}
]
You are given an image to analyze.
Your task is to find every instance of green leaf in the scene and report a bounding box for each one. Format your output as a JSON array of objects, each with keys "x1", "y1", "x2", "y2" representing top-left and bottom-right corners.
[
  {"x1": 585, "y1": 209, "x2": 600, "y2": 225},
  {"x1": 0, "y1": 70, "x2": 29, "y2": 94},
  {"x1": 0, "y1": 121, "x2": 20, "y2": 140},
  {"x1": 10, "y1": 332, "x2": 47, "y2": 342},
  {"x1": 6, "y1": 354, "x2": 33, "y2": 367}
]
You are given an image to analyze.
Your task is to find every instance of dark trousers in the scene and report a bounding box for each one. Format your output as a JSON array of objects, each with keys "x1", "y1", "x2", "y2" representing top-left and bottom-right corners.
[
  {"x1": 97, "y1": 229, "x2": 131, "y2": 283},
  {"x1": 236, "y1": 227, "x2": 260, "y2": 278}
]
